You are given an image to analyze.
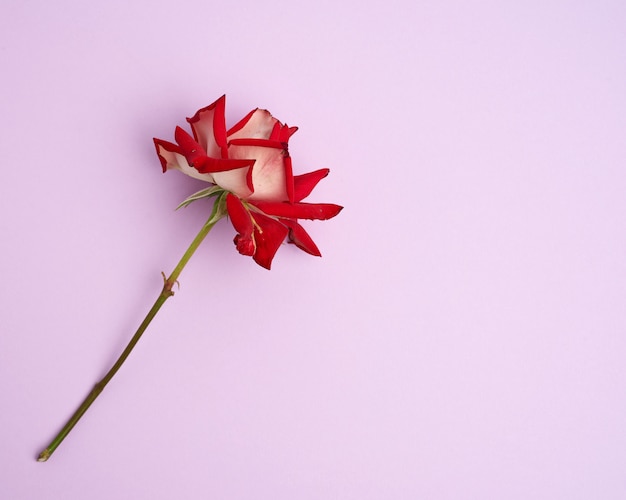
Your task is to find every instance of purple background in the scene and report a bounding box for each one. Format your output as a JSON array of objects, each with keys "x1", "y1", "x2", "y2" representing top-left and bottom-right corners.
[{"x1": 2, "y1": 0, "x2": 626, "y2": 498}]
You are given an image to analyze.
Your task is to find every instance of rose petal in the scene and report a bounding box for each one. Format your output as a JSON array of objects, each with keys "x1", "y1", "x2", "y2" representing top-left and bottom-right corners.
[
  {"x1": 282, "y1": 219, "x2": 321, "y2": 256},
  {"x1": 174, "y1": 126, "x2": 207, "y2": 166},
  {"x1": 153, "y1": 138, "x2": 181, "y2": 172},
  {"x1": 193, "y1": 156, "x2": 255, "y2": 174},
  {"x1": 284, "y1": 155, "x2": 294, "y2": 203},
  {"x1": 228, "y1": 142, "x2": 289, "y2": 202},
  {"x1": 153, "y1": 138, "x2": 215, "y2": 183},
  {"x1": 211, "y1": 167, "x2": 254, "y2": 199},
  {"x1": 293, "y1": 168, "x2": 330, "y2": 202},
  {"x1": 229, "y1": 138, "x2": 284, "y2": 149},
  {"x1": 187, "y1": 95, "x2": 228, "y2": 158},
  {"x1": 228, "y1": 108, "x2": 278, "y2": 141},
  {"x1": 226, "y1": 193, "x2": 253, "y2": 237},
  {"x1": 176, "y1": 126, "x2": 255, "y2": 174},
  {"x1": 251, "y1": 212, "x2": 289, "y2": 270},
  {"x1": 253, "y1": 201, "x2": 343, "y2": 220},
  {"x1": 270, "y1": 123, "x2": 298, "y2": 143}
]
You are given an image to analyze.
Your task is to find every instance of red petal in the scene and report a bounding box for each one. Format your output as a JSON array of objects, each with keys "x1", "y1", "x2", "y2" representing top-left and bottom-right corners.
[
  {"x1": 270, "y1": 123, "x2": 299, "y2": 142},
  {"x1": 282, "y1": 125, "x2": 298, "y2": 142},
  {"x1": 253, "y1": 201, "x2": 343, "y2": 220},
  {"x1": 187, "y1": 95, "x2": 228, "y2": 158},
  {"x1": 234, "y1": 234, "x2": 255, "y2": 256},
  {"x1": 293, "y1": 168, "x2": 329, "y2": 202},
  {"x1": 284, "y1": 155, "x2": 294, "y2": 204},
  {"x1": 251, "y1": 212, "x2": 289, "y2": 270},
  {"x1": 226, "y1": 194, "x2": 253, "y2": 237},
  {"x1": 174, "y1": 126, "x2": 207, "y2": 166},
  {"x1": 282, "y1": 219, "x2": 321, "y2": 256},
  {"x1": 194, "y1": 156, "x2": 254, "y2": 174},
  {"x1": 228, "y1": 138, "x2": 284, "y2": 149}
]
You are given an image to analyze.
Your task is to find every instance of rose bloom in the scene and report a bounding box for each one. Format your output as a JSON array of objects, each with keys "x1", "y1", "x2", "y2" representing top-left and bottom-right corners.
[{"x1": 154, "y1": 95, "x2": 342, "y2": 269}]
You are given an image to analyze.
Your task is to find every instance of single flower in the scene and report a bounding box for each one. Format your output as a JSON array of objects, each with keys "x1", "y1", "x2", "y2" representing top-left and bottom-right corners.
[
  {"x1": 37, "y1": 95, "x2": 342, "y2": 462},
  {"x1": 154, "y1": 95, "x2": 342, "y2": 269}
]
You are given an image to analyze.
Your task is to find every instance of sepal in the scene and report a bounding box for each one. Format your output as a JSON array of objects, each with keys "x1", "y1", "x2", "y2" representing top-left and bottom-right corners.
[{"x1": 176, "y1": 186, "x2": 225, "y2": 210}]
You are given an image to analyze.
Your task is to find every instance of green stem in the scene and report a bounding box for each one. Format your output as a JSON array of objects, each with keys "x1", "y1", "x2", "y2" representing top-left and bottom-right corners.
[{"x1": 37, "y1": 196, "x2": 226, "y2": 462}]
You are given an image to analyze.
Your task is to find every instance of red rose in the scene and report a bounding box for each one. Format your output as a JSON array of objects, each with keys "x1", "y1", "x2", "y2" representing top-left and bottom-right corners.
[{"x1": 154, "y1": 95, "x2": 342, "y2": 269}]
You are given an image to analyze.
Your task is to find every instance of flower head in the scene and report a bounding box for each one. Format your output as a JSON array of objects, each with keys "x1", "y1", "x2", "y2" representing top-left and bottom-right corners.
[{"x1": 154, "y1": 95, "x2": 342, "y2": 269}]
